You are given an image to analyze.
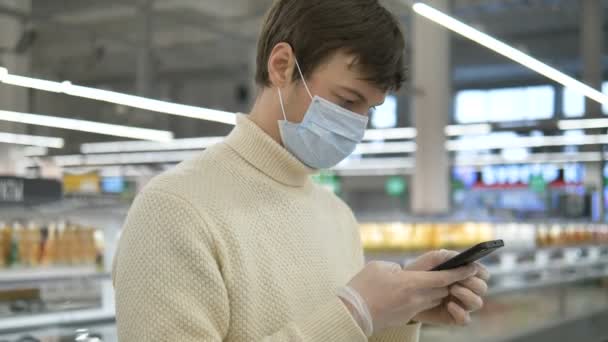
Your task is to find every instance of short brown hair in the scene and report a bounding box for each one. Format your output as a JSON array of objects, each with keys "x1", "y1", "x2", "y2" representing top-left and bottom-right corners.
[{"x1": 255, "y1": 0, "x2": 407, "y2": 92}]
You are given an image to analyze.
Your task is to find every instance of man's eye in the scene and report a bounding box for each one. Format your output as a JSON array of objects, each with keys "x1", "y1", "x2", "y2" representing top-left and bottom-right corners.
[
  {"x1": 342, "y1": 99, "x2": 356, "y2": 107},
  {"x1": 335, "y1": 94, "x2": 354, "y2": 106}
]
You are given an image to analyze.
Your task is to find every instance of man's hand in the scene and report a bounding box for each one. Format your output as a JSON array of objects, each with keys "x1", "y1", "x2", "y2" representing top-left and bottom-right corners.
[
  {"x1": 404, "y1": 250, "x2": 491, "y2": 326},
  {"x1": 342, "y1": 260, "x2": 477, "y2": 334}
]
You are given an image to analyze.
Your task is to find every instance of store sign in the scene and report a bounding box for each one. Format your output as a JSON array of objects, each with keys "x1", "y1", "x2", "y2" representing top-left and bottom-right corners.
[
  {"x1": 529, "y1": 175, "x2": 547, "y2": 193},
  {"x1": 0, "y1": 178, "x2": 24, "y2": 202},
  {"x1": 385, "y1": 176, "x2": 406, "y2": 197},
  {"x1": 0, "y1": 177, "x2": 62, "y2": 204},
  {"x1": 101, "y1": 176, "x2": 125, "y2": 194},
  {"x1": 312, "y1": 171, "x2": 341, "y2": 194},
  {"x1": 63, "y1": 173, "x2": 101, "y2": 194}
]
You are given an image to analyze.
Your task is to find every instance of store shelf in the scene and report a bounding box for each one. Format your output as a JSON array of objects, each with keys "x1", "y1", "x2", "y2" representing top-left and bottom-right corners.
[
  {"x1": 366, "y1": 245, "x2": 608, "y2": 297},
  {"x1": 488, "y1": 258, "x2": 608, "y2": 277},
  {"x1": 0, "y1": 308, "x2": 115, "y2": 334},
  {"x1": 489, "y1": 269, "x2": 608, "y2": 296},
  {"x1": 0, "y1": 322, "x2": 118, "y2": 342},
  {"x1": 0, "y1": 267, "x2": 109, "y2": 287},
  {"x1": 365, "y1": 244, "x2": 608, "y2": 262}
]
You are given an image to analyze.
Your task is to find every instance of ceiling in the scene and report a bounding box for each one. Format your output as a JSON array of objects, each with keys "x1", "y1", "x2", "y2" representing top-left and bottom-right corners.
[
  {"x1": 21, "y1": 0, "x2": 270, "y2": 82},
  {"x1": 0, "y1": 0, "x2": 600, "y2": 85}
]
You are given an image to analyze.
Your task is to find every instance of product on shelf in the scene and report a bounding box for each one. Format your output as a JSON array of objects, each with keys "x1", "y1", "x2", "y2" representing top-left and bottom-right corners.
[
  {"x1": 360, "y1": 222, "x2": 494, "y2": 252},
  {"x1": 361, "y1": 221, "x2": 608, "y2": 253},
  {"x1": 0, "y1": 220, "x2": 104, "y2": 270}
]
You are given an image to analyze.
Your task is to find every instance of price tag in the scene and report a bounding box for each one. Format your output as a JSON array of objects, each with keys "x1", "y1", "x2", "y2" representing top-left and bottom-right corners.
[
  {"x1": 0, "y1": 178, "x2": 24, "y2": 202},
  {"x1": 535, "y1": 250, "x2": 550, "y2": 267},
  {"x1": 564, "y1": 248, "x2": 580, "y2": 264},
  {"x1": 588, "y1": 247, "x2": 601, "y2": 261},
  {"x1": 499, "y1": 252, "x2": 518, "y2": 271}
]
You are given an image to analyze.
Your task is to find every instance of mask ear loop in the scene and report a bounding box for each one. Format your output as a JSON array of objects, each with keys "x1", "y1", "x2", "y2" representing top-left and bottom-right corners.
[
  {"x1": 294, "y1": 57, "x2": 313, "y2": 100},
  {"x1": 277, "y1": 88, "x2": 288, "y2": 121}
]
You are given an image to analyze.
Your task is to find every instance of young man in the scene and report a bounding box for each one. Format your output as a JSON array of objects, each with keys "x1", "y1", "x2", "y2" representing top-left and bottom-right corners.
[{"x1": 113, "y1": 0, "x2": 490, "y2": 341}]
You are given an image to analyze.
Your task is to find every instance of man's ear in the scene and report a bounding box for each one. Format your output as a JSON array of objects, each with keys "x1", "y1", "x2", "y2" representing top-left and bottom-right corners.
[{"x1": 267, "y1": 42, "x2": 296, "y2": 89}]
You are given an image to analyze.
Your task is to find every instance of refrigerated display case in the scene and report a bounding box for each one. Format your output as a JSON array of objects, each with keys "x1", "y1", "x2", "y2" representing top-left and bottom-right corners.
[
  {"x1": 362, "y1": 220, "x2": 608, "y2": 341},
  {"x1": 0, "y1": 197, "x2": 125, "y2": 341}
]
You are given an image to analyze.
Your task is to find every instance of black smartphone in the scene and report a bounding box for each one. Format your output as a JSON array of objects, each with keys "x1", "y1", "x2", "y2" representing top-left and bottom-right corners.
[{"x1": 431, "y1": 240, "x2": 504, "y2": 271}]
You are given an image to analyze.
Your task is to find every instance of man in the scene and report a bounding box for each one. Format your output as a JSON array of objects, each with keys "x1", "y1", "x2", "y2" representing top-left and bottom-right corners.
[{"x1": 112, "y1": 0, "x2": 490, "y2": 341}]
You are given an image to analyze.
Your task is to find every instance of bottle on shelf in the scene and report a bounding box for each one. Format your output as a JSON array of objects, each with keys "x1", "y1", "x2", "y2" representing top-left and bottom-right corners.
[
  {"x1": 40, "y1": 223, "x2": 57, "y2": 266},
  {"x1": 0, "y1": 219, "x2": 105, "y2": 270},
  {"x1": 9, "y1": 222, "x2": 22, "y2": 267},
  {"x1": 26, "y1": 222, "x2": 41, "y2": 267},
  {"x1": 1, "y1": 222, "x2": 11, "y2": 267},
  {"x1": 56, "y1": 221, "x2": 68, "y2": 265},
  {"x1": 94, "y1": 228, "x2": 105, "y2": 271},
  {"x1": 0, "y1": 223, "x2": 6, "y2": 268},
  {"x1": 361, "y1": 221, "x2": 608, "y2": 253}
]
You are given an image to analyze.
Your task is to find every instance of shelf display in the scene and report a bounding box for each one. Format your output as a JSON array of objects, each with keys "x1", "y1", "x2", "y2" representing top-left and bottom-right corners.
[
  {"x1": 360, "y1": 222, "x2": 608, "y2": 252},
  {"x1": 0, "y1": 221, "x2": 104, "y2": 270}
]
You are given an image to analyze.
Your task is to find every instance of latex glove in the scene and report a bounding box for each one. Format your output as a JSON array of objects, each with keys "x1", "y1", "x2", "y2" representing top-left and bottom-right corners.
[
  {"x1": 340, "y1": 260, "x2": 477, "y2": 335},
  {"x1": 405, "y1": 250, "x2": 491, "y2": 326}
]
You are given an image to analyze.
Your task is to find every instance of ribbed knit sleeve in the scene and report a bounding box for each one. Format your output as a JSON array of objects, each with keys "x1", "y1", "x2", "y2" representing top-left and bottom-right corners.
[
  {"x1": 370, "y1": 323, "x2": 422, "y2": 342},
  {"x1": 346, "y1": 209, "x2": 421, "y2": 342},
  {"x1": 112, "y1": 189, "x2": 368, "y2": 342},
  {"x1": 113, "y1": 189, "x2": 231, "y2": 341}
]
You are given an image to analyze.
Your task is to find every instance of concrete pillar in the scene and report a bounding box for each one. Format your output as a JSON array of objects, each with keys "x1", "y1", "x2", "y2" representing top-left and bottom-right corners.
[
  {"x1": 580, "y1": 0, "x2": 604, "y2": 218},
  {"x1": 584, "y1": 161, "x2": 604, "y2": 221},
  {"x1": 0, "y1": 0, "x2": 31, "y2": 133},
  {"x1": 581, "y1": 0, "x2": 603, "y2": 118},
  {"x1": 412, "y1": 0, "x2": 451, "y2": 215}
]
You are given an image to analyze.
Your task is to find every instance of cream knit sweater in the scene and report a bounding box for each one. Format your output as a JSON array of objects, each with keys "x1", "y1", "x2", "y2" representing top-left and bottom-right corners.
[{"x1": 112, "y1": 114, "x2": 420, "y2": 341}]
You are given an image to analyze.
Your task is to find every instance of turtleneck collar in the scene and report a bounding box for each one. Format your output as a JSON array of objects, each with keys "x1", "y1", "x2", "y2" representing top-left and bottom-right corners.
[{"x1": 224, "y1": 114, "x2": 314, "y2": 187}]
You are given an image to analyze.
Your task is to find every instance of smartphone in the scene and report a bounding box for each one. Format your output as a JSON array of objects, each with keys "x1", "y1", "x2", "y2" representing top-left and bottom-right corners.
[{"x1": 431, "y1": 240, "x2": 504, "y2": 271}]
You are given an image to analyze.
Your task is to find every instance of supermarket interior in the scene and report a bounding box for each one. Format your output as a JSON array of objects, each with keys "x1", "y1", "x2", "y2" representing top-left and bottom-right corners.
[{"x1": 1, "y1": 0, "x2": 608, "y2": 341}]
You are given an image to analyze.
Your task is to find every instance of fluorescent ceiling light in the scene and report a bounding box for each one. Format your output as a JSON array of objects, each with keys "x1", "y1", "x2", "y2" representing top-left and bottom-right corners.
[
  {"x1": 43, "y1": 151, "x2": 199, "y2": 166},
  {"x1": 411, "y1": 2, "x2": 608, "y2": 107},
  {"x1": 0, "y1": 66, "x2": 236, "y2": 125},
  {"x1": 2, "y1": 74, "x2": 62, "y2": 93},
  {"x1": 363, "y1": 127, "x2": 417, "y2": 140},
  {"x1": 557, "y1": 118, "x2": 608, "y2": 130},
  {"x1": 332, "y1": 157, "x2": 415, "y2": 176},
  {"x1": 335, "y1": 157, "x2": 414, "y2": 171},
  {"x1": 23, "y1": 146, "x2": 49, "y2": 157},
  {"x1": 362, "y1": 124, "x2": 490, "y2": 141},
  {"x1": 0, "y1": 132, "x2": 64, "y2": 148},
  {"x1": 354, "y1": 141, "x2": 417, "y2": 154},
  {"x1": 62, "y1": 82, "x2": 237, "y2": 125},
  {"x1": 0, "y1": 109, "x2": 173, "y2": 142},
  {"x1": 445, "y1": 123, "x2": 491, "y2": 136},
  {"x1": 447, "y1": 134, "x2": 608, "y2": 151},
  {"x1": 81, "y1": 136, "x2": 224, "y2": 154},
  {"x1": 454, "y1": 152, "x2": 602, "y2": 166}
]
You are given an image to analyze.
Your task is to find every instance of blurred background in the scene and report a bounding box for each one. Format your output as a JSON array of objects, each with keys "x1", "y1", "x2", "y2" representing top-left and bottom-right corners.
[{"x1": 0, "y1": 0, "x2": 607, "y2": 341}]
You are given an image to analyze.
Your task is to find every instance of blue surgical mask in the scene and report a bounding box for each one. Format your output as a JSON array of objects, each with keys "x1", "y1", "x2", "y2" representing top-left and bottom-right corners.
[{"x1": 278, "y1": 58, "x2": 369, "y2": 169}]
